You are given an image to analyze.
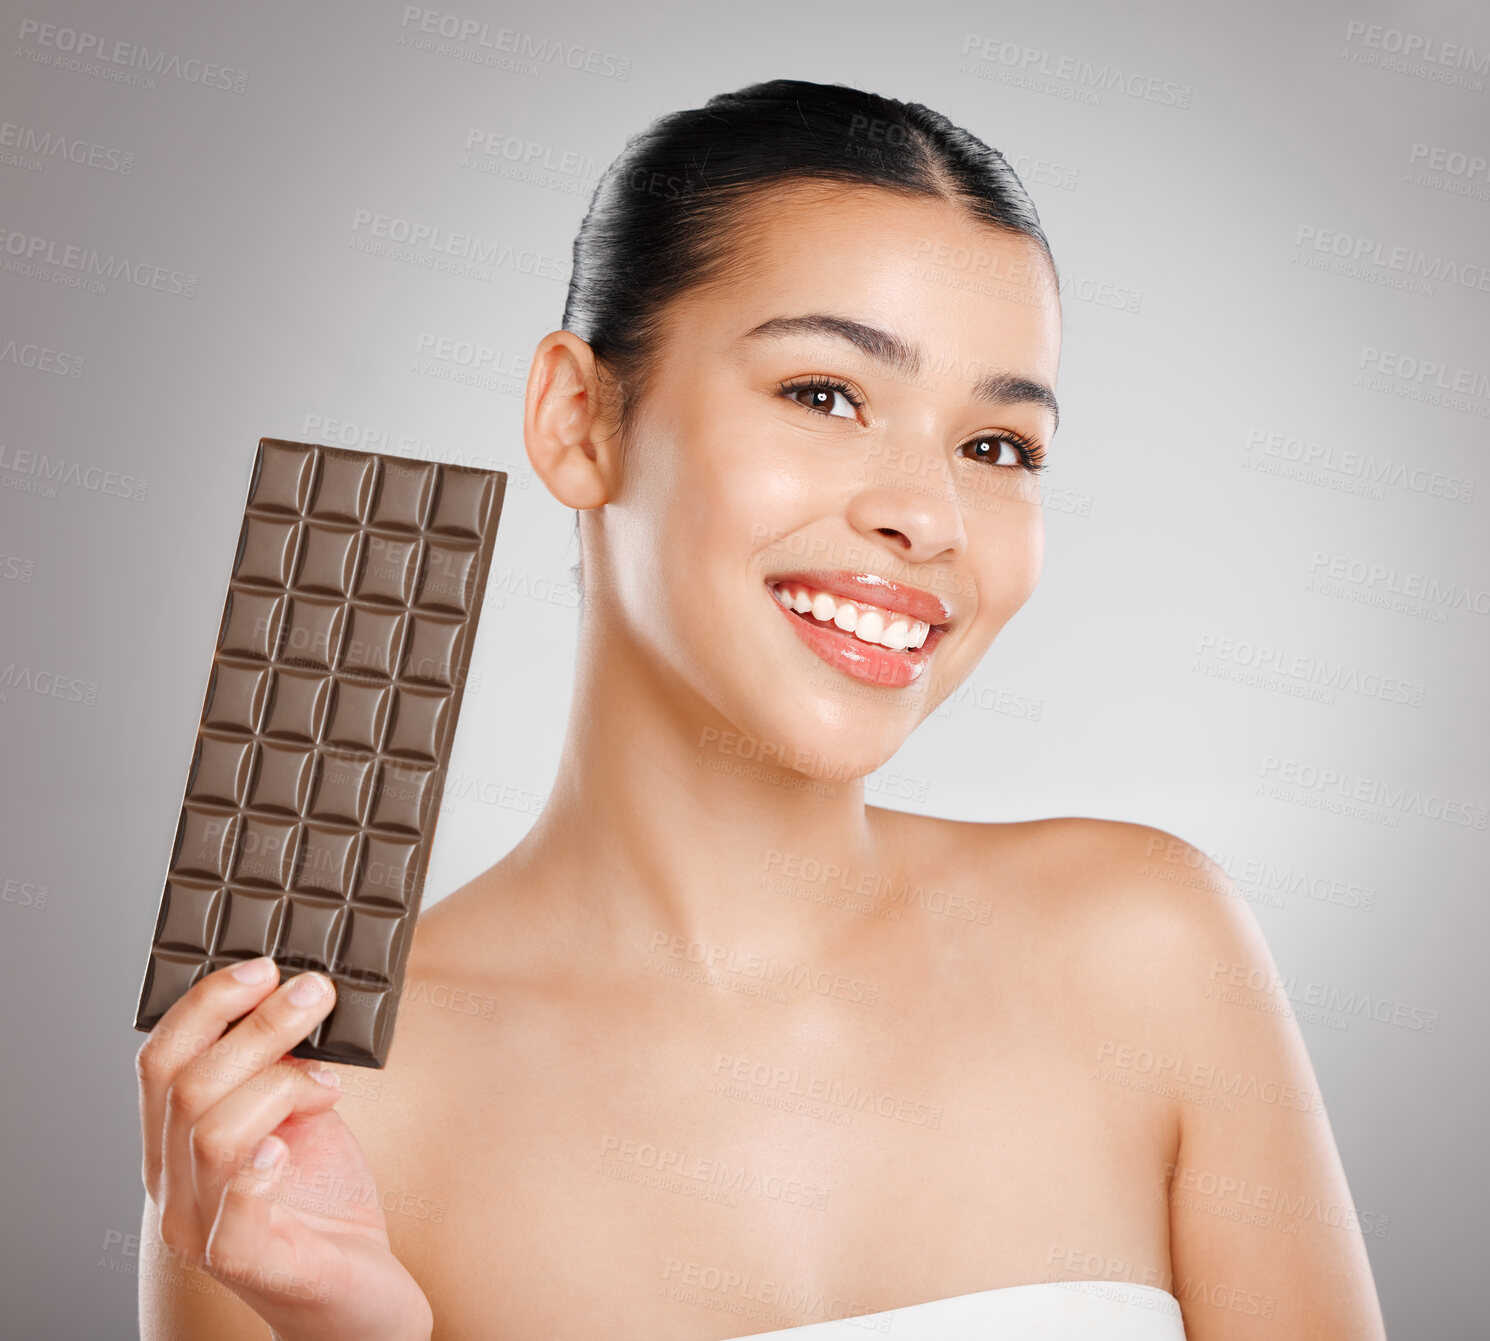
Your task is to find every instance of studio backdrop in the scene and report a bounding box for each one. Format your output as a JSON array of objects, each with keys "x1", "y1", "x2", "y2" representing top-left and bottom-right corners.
[{"x1": 1, "y1": 0, "x2": 1486, "y2": 1337}]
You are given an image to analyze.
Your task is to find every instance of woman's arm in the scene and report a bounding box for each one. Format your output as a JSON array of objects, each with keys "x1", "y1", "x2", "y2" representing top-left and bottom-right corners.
[
  {"x1": 1156, "y1": 843, "x2": 1388, "y2": 1340},
  {"x1": 139, "y1": 1190, "x2": 278, "y2": 1340}
]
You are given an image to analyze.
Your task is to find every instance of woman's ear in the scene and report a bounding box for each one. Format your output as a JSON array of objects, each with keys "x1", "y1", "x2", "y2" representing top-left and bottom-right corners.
[{"x1": 523, "y1": 330, "x2": 621, "y2": 511}]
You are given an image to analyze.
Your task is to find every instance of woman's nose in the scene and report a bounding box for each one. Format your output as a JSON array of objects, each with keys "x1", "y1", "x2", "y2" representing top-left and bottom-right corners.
[{"x1": 844, "y1": 466, "x2": 968, "y2": 565}]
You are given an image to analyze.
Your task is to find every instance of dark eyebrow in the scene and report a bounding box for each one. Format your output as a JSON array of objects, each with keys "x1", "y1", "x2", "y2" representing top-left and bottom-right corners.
[{"x1": 740, "y1": 313, "x2": 1059, "y2": 431}]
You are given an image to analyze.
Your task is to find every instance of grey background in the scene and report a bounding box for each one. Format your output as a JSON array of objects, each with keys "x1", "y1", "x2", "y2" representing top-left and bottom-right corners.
[{"x1": 1, "y1": 0, "x2": 1486, "y2": 1335}]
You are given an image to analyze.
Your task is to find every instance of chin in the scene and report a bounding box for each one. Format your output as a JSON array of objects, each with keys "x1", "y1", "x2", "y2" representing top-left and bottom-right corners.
[{"x1": 711, "y1": 687, "x2": 914, "y2": 789}]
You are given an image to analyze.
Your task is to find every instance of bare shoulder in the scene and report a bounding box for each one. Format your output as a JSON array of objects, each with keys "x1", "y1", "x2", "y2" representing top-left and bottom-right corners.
[
  {"x1": 998, "y1": 815, "x2": 1297, "y2": 1053},
  {"x1": 893, "y1": 810, "x2": 1273, "y2": 992},
  {"x1": 982, "y1": 813, "x2": 1248, "y2": 919},
  {"x1": 961, "y1": 815, "x2": 1383, "y2": 1335},
  {"x1": 891, "y1": 808, "x2": 1309, "y2": 1092},
  {"x1": 1027, "y1": 816, "x2": 1295, "y2": 1033}
]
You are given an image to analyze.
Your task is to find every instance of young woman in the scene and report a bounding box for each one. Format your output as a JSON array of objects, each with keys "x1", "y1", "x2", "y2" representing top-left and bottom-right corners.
[{"x1": 135, "y1": 79, "x2": 1388, "y2": 1340}]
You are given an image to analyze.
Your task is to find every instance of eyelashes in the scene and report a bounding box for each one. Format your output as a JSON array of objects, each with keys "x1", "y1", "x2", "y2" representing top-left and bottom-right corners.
[
  {"x1": 777, "y1": 374, "x2": 867, "y2": 418},
  {"x1": 775, "y1": 375, "x2": 1047, "y2": 473}
]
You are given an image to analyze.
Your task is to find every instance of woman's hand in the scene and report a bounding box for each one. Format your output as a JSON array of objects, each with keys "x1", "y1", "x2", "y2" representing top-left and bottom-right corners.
[{"x1": 136, "y1": 958, "x2": 434, "y2": 1341}]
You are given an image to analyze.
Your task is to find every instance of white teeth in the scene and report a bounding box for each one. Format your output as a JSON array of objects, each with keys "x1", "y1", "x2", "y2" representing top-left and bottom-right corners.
[{"x1": 770, "y1": 582, "x2": 933, "y2": 653}]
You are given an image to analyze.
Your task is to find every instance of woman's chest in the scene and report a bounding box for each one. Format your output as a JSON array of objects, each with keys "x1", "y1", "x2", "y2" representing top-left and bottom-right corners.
[{"x1": 371, "y1": 987, "x2": 1176, "y2": 1340}]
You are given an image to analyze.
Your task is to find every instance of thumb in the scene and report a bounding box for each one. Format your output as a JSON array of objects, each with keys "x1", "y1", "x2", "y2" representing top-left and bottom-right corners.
[{"x1": 204, "y1": 1135, "x2": 335, "y2": 1309}]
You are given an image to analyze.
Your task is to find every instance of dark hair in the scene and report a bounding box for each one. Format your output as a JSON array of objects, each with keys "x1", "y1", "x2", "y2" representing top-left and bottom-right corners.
[{"x1": 559, "y1": 77, "x2": 1057, "y2": 596}]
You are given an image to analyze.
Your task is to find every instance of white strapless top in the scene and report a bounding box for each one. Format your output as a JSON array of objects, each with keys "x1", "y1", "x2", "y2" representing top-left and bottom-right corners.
[{"x1": 722, "y1": 1280, "x2": 1188, "y2": 1339}]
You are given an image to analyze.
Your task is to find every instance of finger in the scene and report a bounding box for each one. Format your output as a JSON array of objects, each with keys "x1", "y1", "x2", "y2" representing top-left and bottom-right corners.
[
  {"x1": 204, "y1": 1134, "x2": 338, "y2": 1313},
  {"x1": 189, "y1": 1061, "x2": 343, "y2": 1220},
  {"x1": 170, "y1": 969, "x2": 336, "y2": 1116},
  {"x1": 160, "y1": 971, "x2": 335, "y2": 1250},
  {"x1": 137, "y1": 956, "x2": 281, "y2": 1198}
]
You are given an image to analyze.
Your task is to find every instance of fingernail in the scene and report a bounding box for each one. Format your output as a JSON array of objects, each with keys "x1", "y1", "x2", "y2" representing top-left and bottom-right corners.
[
  {"x1": 308, "y1": 1067, "x2": 340, "y2": 1089},
  {"x1": 287, "y1": 972, "x2": 330, "y2": 1007},
  {"x1": 251, "y1": 1136, "x2": 285, "y2": 1174},
  {"x1": 231, "y1": 957, "x2": 276, "y2": 985}
]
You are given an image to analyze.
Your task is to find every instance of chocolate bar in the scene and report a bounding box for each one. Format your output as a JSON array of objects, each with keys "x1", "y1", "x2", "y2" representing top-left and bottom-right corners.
[{"x1": 133, "y1": 438, "x2": 507, "y2": 1066}]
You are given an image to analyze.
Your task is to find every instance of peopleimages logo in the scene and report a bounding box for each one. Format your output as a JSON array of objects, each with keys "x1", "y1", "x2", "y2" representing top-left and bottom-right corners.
[
  {"x1": 397, "y1": 7, "x2": 631, "y2": 79},
  {"x1": 413, "y1": 331, "x2": 529, "y2": 381},
  {"x1": 0, "y1": 227, "x2": 197, "y2": 297},
  {"x1": 0, "y1": 663, "x2": 99, "y2": 706},
  {"x1": 712, "y1": 1053, "x2": 945, "y2": 1128},
  {"x1": 461, "y1": 129, "x2": 601, "y2": 181},
  {"x1": 0, "y1": 121, "x2": 134, "y2": 174},
  {"x1": 1257, "y1": 756, "x2": 1488, "y2": 830},
  {"x1": 0, "y1": 444, "x2": 147, "y2": 501},
  {"x1": 349, "y1": 209, "x2": 566, "y2": 284},
  {"x1": 647, "y1": 931, "x2": 881, "y2": 1007},
  {"x1": 1243, "y1": 428, "x2": 1475, "y2": 504},
  {"x1": 1192, "y1": 632, "x2": 1427, "y2": 708},
  {"x1": 0, "y1": 876, "x2": 48, "y2": 909},
  {"x1": 0, "y1": 552, "x2": 37, "y2": 582},
  {"x1": 956, "y1": 33, "x2": 1192, "y2": 109},
  {"x1": 1207, "y1": 960, "x2": 1440, "y2": 1034},
  {"x1": 0, "y1": 338, "x2": 82, "y2": 377},
  {"x1": 1356, "y1": 346, "x2": 1490, "y2": 418},
  {"x1": 1342, "y1": 20, "x2": 1488, "y2": 91},
  {"x1": 15, "y1": 19, "x2": 249, "y2": 92},
  {"x1": 1294, "y1": 225, "x2": 1490, "y2": 296},
  {"x1": 1307, "y1": 551, "x2": 1490, "y2": 618},
  {"x1": 1407, "y1": 142, "x2": 1490, "y2": 201},
  {"x1": 1358, "y1": 346, "x2": 1490, "y2": 392},
  {"x1": 1009, "y1": 152, "x2": 1080, "y2": 192},
  {"x1": 1094, "y1": 1040, "x2": 1324, "y2": 1115},
  {"x1": 1143, "y1": 835, "x2": 1380, "y2": 914}
]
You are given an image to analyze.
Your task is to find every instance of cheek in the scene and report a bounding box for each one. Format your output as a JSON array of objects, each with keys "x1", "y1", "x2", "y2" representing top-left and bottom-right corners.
[
  {"x1": 612, "y1": 414, "x2": 791, "y2": 624},
  {"x1": 691, "y1": 420, "x2": 822, "y2": 548},
  {"x1": 969, "y1": 497, "x2": 1044, "y2": 618}
]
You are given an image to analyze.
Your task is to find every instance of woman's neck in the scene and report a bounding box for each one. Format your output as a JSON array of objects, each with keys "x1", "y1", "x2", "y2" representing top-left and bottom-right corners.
[{"x1": 506, "y1": 603, "x2": 897, "y2": 961}]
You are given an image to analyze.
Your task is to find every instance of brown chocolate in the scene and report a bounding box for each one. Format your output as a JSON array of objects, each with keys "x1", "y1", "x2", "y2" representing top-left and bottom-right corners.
[{"x1": 133, "y1": 438, "x2": 507, "y2": 1066}]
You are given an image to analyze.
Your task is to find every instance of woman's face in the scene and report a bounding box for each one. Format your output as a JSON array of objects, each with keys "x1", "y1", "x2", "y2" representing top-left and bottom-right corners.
[{"x1": 585, "y1": 181, "x2": 1062, "y2": 782}]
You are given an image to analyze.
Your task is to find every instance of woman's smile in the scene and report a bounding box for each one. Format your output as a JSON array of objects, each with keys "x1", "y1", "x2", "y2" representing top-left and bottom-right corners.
[{"x1": 766, "y1": 569, "x2": 952, "y2": 688}]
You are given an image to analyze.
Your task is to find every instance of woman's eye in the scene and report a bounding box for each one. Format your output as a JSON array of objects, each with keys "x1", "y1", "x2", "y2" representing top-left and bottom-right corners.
[
  {"x1": 961, "y1": 436, "x2": 1022, "y2": 467},
  {"x1": 790, "y1": 386, "x2": 859, "y2": 420}
]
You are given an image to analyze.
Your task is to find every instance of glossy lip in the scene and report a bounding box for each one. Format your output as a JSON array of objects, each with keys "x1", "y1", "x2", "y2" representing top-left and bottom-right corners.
[
  {"x1": 765, "y1": 568, "x2": 954, "y2": 630},
  {"x1": 765, "y1": 571, "x2": 952, "y2": 689}
]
